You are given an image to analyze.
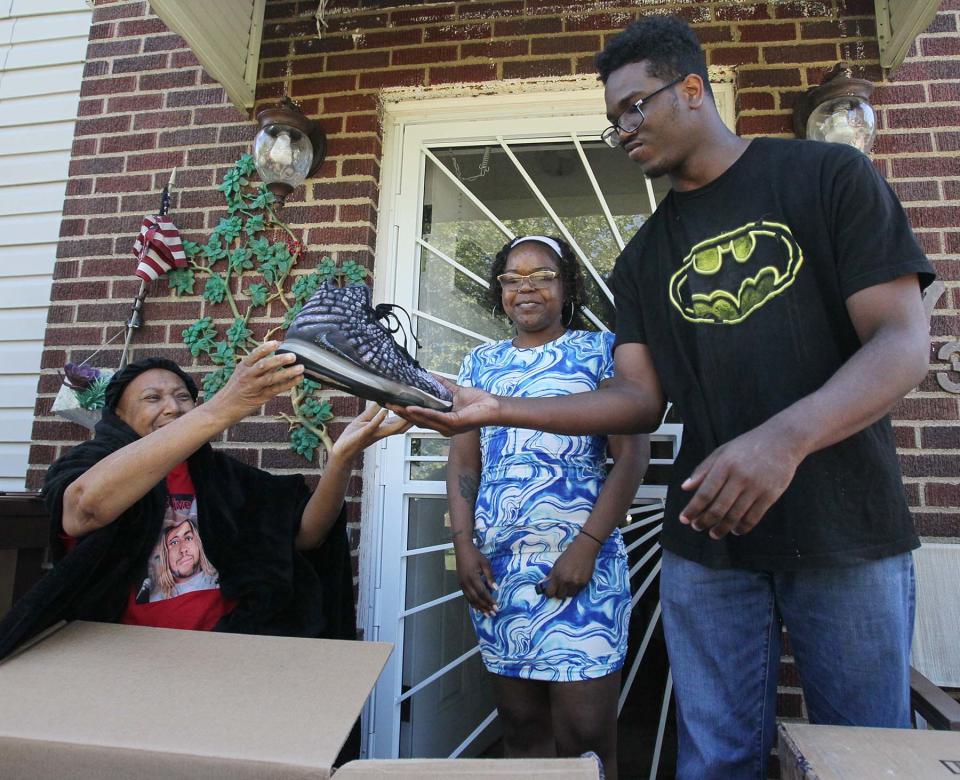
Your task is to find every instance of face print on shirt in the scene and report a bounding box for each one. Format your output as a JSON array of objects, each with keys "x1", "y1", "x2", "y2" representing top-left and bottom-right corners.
[{"x1": 668, "y1": 220, "x2": 805, "y2": 325}]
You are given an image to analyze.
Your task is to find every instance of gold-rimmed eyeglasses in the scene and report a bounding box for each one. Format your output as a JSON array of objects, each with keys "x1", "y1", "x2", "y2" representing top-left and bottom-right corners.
[
  {"x1": 497, "y1": 270, "x2": 559, "y2": 291},
  {"x1": 600, "y1": 75, "x2": 686, "y2": 148}
]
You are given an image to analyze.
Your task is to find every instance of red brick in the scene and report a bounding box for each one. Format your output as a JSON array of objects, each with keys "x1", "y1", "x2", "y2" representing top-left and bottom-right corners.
[
  {"x1": 166, "y1": 87, "x2": 227, "y2": 107},
  {"x1": 170, "y1": 50, "x2": 201, "y2": 69},
  {"x1": 715, "y1": 4, "x2": 771, "y2": 22},
  {"x1": 872, "y1": 83, "x2": 928, "y2": 105},
  {"x1": 425, "y1": 22, "x2": 492, "y2": 42},
  {"x1": 695, "y1": 25, "x2": 735, "y2": 44},
  {"x1": 92, "y1": 1, "x2": 146, "y2": 22},
  {"x1": 87, "y1": 39, "x2": 142, "y2": 58},
  {"x1": 144, "y1": 33, "x2": 186, "y2": 53},
  {"x1": 62, "y1": 196, "x2": 119, "y2": 216},
  {"x1": 839, "y1": 39, "x2": 880, "y2": 62},
  {"x1": 291, "y1": 36, "x2": 356, "y2": 57},
  {"x1": 138, "y1": 70, "x2": 198, "y2": 91},
  {"x1": 801, "y1": 18, "x2": 875, "y2": 39},
  {"x1": 889, "y1": 105, "x2": 960, "y2": 130},
  {"x1": 493, "y1": 18, "x2": 560, "y2": 36},
  {"x1": 764, "y1": 42, "x2": 837, "y2": 64},
  {"x1": 738, "y1": 23, "x2": 798, "y2": 42},
  {"x1": 327, "y1": 136, "x2": 382, "y2": 158},
  {"x1": 922, "y1": 36, "x2": 960, "y2": 56},
  {"x1": 893, "y1": 396, "x2": 959, "y2": 420},
  {"x1": 838, "y1": 0, "x2": 874, "y2": 13},
  {"x1": 69, "y1": 156, "x2": 123, "y2": 176},
  {"x1": 914, "y1": 512, "x2": 960, "y2": 537},
  {"x1": 80, "y1": 75, "x2": 137, "y2": 96},
  {"x1": 502, "y1": 59, "x2": 571, "y2": 79},
  {"x1": 312, "y1": 180, "x2": 375, "y2": 201},
  {"x1": 116, "y1": 18, "x2": 169, "y2": 37},
  {"x1": 391, "y1": 6, "x2": 455, "y2": 25},
  {"x1": 889, "y1": 180, "x2": 940, "y2": 202},
  {"x1": 50, "y1": 279, "x2": 110, "y2": 300},
  {"x1": 195, "y1": 106, "x2": 247, "y2": 125},
  {"x1": 158, "y1": 127, "x2": 218, "y2": 147},
  {"x1": 928, "y1": 12, "x2": 958, "y2": 33},
  {"x1": 83, "y1": 62, "x2": 108, "y2": 79},
  {"x1": 341, "y1": 158, "x2": 380, "y2": 178},
  {"x1": 125, "y1": 150, "x2": 186, "y2": 172},
  {"x1": 921, "y1": 426, "x2": 960, "y2": 449},
  {"x1": 75, "y1": 115, "x2": 131, "y2": 135},
  {"x1": 133, "y1": 109, "x2": 193, "y2": 130},
  {"x1": 339, "y1": 203, "x2": 376, "y2": 224},
  {"x1": 276, "y1": 205, "x2": 337, "y2": 225},
  {"x1": 738, "y1": 91, "x2": 776, "y2": 111},
  {"x1": 65, "y1": 178, "x2": 93, "y2": 196},
  {"x1": 88, "y1": 23, "x2": 113, "y2": 41},
  {"x1": 345, "y1": 114, "x2": 379, "y2": 134},
  {"x1": 930, "y1": 83, "x2": 960, "y2": 103},
  {"x1": 106, "y1": 93, "x2": 163, "y2": 113},
  {"x1": 773, "y1": 2, "x2": 833, "y2": 19},
  {"x1": 461, "y1": 40, "x2": 528, "y2": 58},
  {"x1": 359, "y1": 28, "x2": 424, "y2": 49},
  {"x1": 926, "y1": 483, "x2": 960, "y2": 506},
  {"x1": 565, "y1": 11, "x2": 636, "y2": 33},
  {"x1": 358, "y1": 68, "x2": 426, "y2": 89},
  {"x1": 325, "y1": 50, "x2": 390, "y2": 72},
  {"x1": 893, "y1": 425, "x2": 918, "y2": 449},
  {"x1": 94, "y1": 173, "x2": 153, "y2": 193},
  {"x1": 58, "y1": 219, "x2": 85, "y2": 238},
  {"x1": 112, "y1": 53, "x2": 168, "y2": 74},
  {"x1": 72, "y1": 138, "x2": 97, "y2": 156},
  {"x1": 936, "y1": 131, "x2": 960, "y2": 152},
  {"x1": 325, "y1": 93, "x2": 379, "y2": 114},
  {"x1": 289, "y1": 74, "x2": 357, "y2": 98},
  {"x1": 77, "y1": 98, "x2": 104, "y2": 116},
  {"x1": 892, "y1": 157, "x2": 960, "y2": 178},
  {"x1": 531, "y1": 34, "x2": 600, "y2": 55},
  {"x1": 44, "y1": 326, "x2": 104, "y2": 347},
  {"x1": 457, "y1": 1, "x2": 523, "y2": 20},
  {"x1": 889, "y1": 60, "x2": 960, "y2": 82},
  {"x1": 874, "y1": 131, "x2": 935, "y2": 156},
  {"x1": 738, "y1": 113, "x2": 793, "y2": 135},
  {"x1": 738, "y1": 68, "x2": 802, "y2": 88},
  {"x1": 328, "y1": 13, "x2": 390, "y2": 33},
  {"x1": 391, "y1": 45, "x2": 457, "y2": 65},
  {"x1": 709, "y1": 46, "x2": 761, "y2": 65},
  {"x1": 944, "y1": 180, "x2": 960, "y2": 200}
]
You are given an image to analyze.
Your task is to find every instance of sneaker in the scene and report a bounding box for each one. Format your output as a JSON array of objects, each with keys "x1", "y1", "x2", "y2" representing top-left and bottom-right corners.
[{"x1": 277, "y1": 282, "x2": 453, "y2": 411}]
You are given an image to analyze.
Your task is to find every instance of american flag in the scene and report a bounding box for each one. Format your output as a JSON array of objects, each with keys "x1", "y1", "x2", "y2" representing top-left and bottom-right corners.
[{"x1": 131, "y1": 215, "x2": 186, "y2": 282}]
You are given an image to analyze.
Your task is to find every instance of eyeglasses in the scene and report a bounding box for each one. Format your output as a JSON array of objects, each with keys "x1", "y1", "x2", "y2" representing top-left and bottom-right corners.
[
  {"x1": 600, "y1": 75, "x2": 686, "y2": 148},
  {"x1": 497, "y1": 270, "x2": 559, "y2": 291}
]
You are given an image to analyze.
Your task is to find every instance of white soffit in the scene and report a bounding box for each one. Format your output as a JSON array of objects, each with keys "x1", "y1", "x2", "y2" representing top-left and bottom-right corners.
[
  {"x1": 874, "y1": 0, "x2": 940, "y2": 72},
  {"x1": 150, "y1": 0, "x2": 265, "y2": 111}
]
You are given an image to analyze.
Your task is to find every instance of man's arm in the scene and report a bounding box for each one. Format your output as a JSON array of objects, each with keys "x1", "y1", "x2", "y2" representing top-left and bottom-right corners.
[
  {"x1": 63, "y1": 343, "x2": 304, "y2": 538},
  {"x1": 680, "y1": 273, "x2": 929, "y2": 539},
  {"x1": 394, "y1": 342, "x2": 667, "y2": 437}
]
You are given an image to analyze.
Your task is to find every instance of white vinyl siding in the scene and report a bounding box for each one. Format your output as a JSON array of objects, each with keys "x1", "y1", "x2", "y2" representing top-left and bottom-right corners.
[{"x1": 0, "y1": 0, "x2": 91, "y2": 490}]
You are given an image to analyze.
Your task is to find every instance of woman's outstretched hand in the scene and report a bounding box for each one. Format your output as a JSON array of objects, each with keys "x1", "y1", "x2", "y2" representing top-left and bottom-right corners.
[
  {"x1": 389, "y1": 377, "x2": 501, "y2": 436},
  {"x1": 206, "y1": 341, "x2": 305, "y2": 426},
  {"x1": 331, "y1": 403, "x2": 412, "y2": 463}
]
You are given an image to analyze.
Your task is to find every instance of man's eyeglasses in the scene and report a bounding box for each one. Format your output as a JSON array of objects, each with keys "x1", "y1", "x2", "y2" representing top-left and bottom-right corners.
[
  {"x1": 497, "y1": 270, "x2": 559, "y2": 291},
  {"x1": 600, "y1": 75, "x2": 686, "y2": 148}
]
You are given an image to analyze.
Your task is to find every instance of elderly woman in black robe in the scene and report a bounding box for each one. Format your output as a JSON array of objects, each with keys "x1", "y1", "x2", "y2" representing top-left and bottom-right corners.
[{"x1": 0, "y1": 342, "x2": 408, "y2": 658}]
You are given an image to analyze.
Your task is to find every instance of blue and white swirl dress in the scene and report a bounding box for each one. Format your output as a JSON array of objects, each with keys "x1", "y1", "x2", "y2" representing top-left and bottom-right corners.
[{"x1": 458, "y1": 329, "x2": 630, "y2": 682}]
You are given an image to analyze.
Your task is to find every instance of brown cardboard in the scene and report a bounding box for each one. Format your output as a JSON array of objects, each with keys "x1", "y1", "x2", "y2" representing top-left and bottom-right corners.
[
  {"x1": 0, "y1": 621, "x2": 392, "y2": 779},
  {"x1": 334, "y1": 758, "x2": 601, "y2": 778},
  {"x1": 779, "y1": 722, "x2": 960, "y2": 780}
]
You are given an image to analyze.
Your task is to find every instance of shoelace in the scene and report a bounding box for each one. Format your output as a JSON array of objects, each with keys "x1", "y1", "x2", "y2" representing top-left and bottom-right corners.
[{"x1": 374, "y1": 302, "x2": 423, "y2": 359}]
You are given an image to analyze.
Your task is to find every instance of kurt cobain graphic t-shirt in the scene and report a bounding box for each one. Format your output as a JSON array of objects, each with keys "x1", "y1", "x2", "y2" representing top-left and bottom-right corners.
[
  {"x1": 121, "y1": 462, "x2": 235, "y2": 630},
  {"x1": 611, "y1": 137, "x2": 935, "y2": 571}
]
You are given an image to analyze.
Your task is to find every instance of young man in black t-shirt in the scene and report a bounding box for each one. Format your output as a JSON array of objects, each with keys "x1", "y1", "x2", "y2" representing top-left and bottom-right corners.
[{"x1": 396, "y1": 16, "x2": 934, "y2": 779}]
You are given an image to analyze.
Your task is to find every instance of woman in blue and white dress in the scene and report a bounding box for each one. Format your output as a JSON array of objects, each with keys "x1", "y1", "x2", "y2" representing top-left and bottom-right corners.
[{"x1": 446, "y1": 235, "x2": 647, "y2": 779}]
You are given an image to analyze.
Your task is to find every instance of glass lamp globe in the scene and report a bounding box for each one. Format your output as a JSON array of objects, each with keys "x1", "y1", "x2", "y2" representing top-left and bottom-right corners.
[
  {"x1": 806, "y1": 96, "x2": 877, "y2": 154},
  {"x1": 254, "y1": 124, "x2": 313, "y2": 192}
]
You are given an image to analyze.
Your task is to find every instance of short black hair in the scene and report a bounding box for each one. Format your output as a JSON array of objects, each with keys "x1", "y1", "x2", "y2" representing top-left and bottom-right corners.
[
  {"x1": 595, "y1": 15, "x2": 712, "y2": 98},
  {"x1": 488, "y1": 236, "x2": 586, "y2": 328},
  {"x1": 104, "y1": 357, "x2": 199, "y2": 411}
]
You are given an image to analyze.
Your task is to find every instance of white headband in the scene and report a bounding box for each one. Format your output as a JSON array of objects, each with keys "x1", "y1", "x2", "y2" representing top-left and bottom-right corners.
[{"x1": 509, "y1": 235, "x2": 564, "y2": 258}]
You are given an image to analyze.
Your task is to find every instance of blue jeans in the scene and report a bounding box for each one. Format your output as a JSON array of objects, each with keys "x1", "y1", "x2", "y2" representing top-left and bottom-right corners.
[{"x1": 660, "y1": 549, "x2": 915, "y2": 780}]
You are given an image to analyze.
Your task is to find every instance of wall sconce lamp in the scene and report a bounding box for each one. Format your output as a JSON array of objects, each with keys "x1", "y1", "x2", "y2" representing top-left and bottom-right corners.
[
  {"x1": 793, "y1": 63, "x2": 877, "y2": 154},
  {"x1": 253, "y1": 96, "x2": 327, "y2": 206}
]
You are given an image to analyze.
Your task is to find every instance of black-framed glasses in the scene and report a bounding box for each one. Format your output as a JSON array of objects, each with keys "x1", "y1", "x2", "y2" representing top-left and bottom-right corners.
[
  {"x1": 496, "y1": 270, "x2": 559, "y2": 291},
  {"x1": 600, "y1": 75, "x2": 686, "y2": 148}
]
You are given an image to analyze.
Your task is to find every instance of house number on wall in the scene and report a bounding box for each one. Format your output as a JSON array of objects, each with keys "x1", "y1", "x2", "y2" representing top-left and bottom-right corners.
[{"x1": 937, "y1": 341, "x2": 960, "y2": 394}]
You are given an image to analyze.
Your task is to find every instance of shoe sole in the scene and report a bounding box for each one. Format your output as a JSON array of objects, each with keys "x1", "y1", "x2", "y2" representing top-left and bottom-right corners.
[{"x1": 277, "y1": 338, "x2": 453, "y2": 411}]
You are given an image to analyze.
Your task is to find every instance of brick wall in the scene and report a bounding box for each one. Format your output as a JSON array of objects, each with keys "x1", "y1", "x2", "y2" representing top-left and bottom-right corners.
[{"x1": 32, "y1": 0, "x2": 959, "y2": 736}]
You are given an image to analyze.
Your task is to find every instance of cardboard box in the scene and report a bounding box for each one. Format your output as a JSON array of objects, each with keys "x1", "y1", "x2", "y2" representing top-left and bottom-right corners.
[
  {"x1": 0, "y1": 621, "x2": 392, "y2": 779},
  {"x1": 334, "y1": 758, "x2": 601, "y2": 778},
  {"x1": 779, "y1": 722, "x2": 960, "y2": 779}
]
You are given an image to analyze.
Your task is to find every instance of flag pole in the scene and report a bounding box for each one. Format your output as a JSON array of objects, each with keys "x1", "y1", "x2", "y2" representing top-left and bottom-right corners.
[{"x1": 119, "y1": 170, "x2": 176, "y2": 369}]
